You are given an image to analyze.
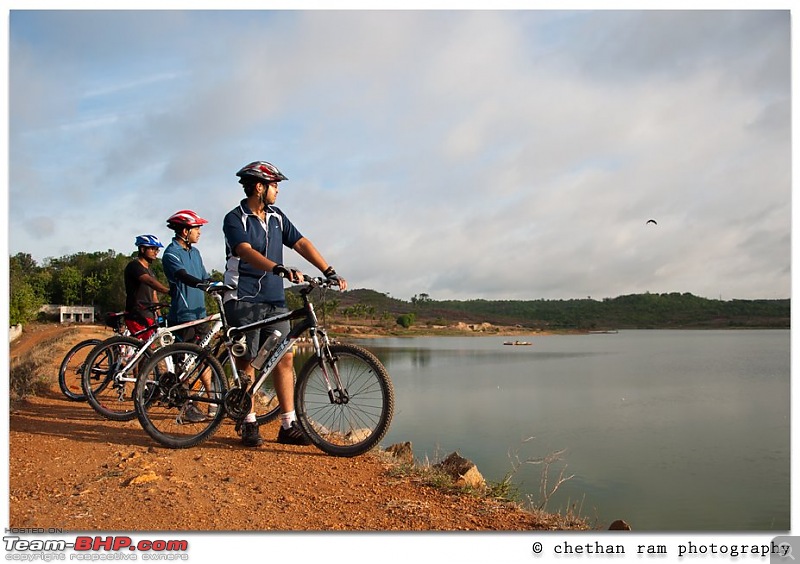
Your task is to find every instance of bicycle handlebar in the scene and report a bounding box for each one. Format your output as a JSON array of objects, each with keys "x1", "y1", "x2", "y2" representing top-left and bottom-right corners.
[
  {"x1": 198, "y1": 276, "x2": 341, "y2": 295},
  {"x1": 302, "y1": 275, "x2": 343, "y2": 290}
]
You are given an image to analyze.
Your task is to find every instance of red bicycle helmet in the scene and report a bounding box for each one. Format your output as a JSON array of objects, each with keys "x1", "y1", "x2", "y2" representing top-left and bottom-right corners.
[
  {"x1": 166, "y1": 210, "x2": 209, "y2": 230},
  {"x1": 236, "y1": 161, "x2": 288, "y2": 184}
]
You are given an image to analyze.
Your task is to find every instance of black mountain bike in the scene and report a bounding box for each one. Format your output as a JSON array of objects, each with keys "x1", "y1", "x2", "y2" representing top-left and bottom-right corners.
[{"x1": 133, "y1": 277, "x2": 394, "y2": 457}]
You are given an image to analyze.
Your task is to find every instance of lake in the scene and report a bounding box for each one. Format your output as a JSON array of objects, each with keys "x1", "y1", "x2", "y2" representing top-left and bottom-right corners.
[{"x1": 348, "y1": 329, "x2": 790, "y2": 531}]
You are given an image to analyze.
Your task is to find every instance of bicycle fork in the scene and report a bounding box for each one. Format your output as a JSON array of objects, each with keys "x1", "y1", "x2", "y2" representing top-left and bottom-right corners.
[
  {"x1": 113, "y1": 346, "x2": 145, "y2": 403},
  {"x1": 312, "y1": 332, "x2": 349, "y2": 405}
]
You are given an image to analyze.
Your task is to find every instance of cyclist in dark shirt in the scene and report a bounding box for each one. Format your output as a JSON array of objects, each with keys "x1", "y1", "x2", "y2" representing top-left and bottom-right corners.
[
  {"x1": 124, "y1": 235, "x2": 169, "y2": 339},
  {"x1": 223, "y1": 160, "x2": 346, "y2": 447}
]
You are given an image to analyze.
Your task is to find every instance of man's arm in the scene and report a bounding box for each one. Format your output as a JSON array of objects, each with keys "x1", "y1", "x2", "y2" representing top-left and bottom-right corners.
[
  {"x1": 292, "y1": 237, "x2": 347, "y2": 290},
  {"x1": 138, "y1": 272, "x2": 170, "y2": 294},
  {"x1": 235, "y1": 242, "x2": 281, "y2": 273},
  {"x1": 292, "y1": 237, "x2": 329, "y2": 272},
  {"x1": 172, "y1": 269, "x2": 207, "y2": 288}
]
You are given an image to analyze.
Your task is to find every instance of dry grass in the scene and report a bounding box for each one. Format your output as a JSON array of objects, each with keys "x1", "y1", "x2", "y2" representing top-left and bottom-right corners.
[
  {"x1": 380, "y1": 448, "x2": 592, "y2": 530},
  {"x1": 9, "y1": 332, "x2": 73, "y2": 401}
]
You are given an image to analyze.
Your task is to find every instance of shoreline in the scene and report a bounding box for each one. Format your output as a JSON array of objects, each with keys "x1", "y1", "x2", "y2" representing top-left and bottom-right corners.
[{"x1": 328, "y1": 324, "x2": 787, "y2": 340}]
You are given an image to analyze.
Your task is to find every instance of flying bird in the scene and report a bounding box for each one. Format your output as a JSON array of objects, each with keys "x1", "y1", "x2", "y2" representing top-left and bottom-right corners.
[{"x1": 646, "y1": 219, "x2": 658, "y2": 225}]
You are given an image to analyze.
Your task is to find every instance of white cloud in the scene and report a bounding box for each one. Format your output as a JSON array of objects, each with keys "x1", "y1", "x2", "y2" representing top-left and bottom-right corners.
[{"x1": 8, "y1": 9, "x2": 792, "y2": 301}]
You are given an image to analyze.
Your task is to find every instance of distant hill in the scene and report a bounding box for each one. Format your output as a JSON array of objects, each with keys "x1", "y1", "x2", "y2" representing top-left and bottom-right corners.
[
  {"x1": 298, "y1": 288, "x2": 790, "y2": 331},
  {"x1": 9, "y1": 249, "x2": 789, "y2": 331}
]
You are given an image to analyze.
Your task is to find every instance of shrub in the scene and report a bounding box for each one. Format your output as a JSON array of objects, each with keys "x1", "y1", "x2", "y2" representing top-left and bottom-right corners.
[{"x1": 396, "y1": 313, "x2": 416, "y2": 328}]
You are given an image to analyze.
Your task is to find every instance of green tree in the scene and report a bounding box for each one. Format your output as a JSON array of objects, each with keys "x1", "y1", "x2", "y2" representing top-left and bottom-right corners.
[
  {"x1": 83, "y1": 273, "x2": 102, "y2": 305},
  {"x1": 55, "y1": 265, "x2": 83, "y2": 305},
  {"x1": 9, "y1": 254, "x2": 44, "y2": 325},
  {"x1": 9, "y1": 278, "x2": 42, "y2": 325}
]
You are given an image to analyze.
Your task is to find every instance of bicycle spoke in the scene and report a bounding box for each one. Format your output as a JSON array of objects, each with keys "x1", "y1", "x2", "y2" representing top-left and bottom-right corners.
[
  {"x1": 135, "y1": 343, "x2": 226, "y2": 449},
  {"x1": 296, "y1": 344, "x2": 394, "y2": 457},
  {"x1": 254, "y1": 370, "x2": 283, "y2": 425},
  {"x1": 82, "y1": 337, "x2": 147, "y2": 421}
]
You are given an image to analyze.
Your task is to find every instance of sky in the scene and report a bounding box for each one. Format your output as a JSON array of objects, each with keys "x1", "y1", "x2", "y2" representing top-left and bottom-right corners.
[{"x1": 5, "y1": 5, "x2": 794, "y2": 302}]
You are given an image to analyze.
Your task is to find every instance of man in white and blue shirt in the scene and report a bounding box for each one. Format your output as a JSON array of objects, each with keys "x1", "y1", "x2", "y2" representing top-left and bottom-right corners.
[{"x1": 222, "y1": 160, "x2": 346, "y2": 448}]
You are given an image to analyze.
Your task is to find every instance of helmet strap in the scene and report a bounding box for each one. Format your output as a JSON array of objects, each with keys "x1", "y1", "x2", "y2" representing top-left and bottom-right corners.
[{"x1": 178, "y1": 229, "x2": 192, "y2": 249}]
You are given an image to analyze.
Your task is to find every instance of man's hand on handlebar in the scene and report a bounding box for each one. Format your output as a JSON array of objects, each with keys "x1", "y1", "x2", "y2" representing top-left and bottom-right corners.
[
  {"x1": 272, "y1": 264, "x2": 304, "y2": 284},
  {"x1": 323, "y1": 266, "x2": 347, "y2": 291},
  {"x1": 274, "y1": 264, "x2": 347, "y2": 290}
]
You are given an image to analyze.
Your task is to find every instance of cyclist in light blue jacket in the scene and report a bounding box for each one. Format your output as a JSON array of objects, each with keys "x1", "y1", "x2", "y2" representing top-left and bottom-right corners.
[{"x1": 163, "y1": 209, "x2": 215, "y2": 422}]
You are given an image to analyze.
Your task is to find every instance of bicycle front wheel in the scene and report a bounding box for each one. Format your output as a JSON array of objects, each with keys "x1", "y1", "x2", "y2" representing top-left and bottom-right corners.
[
  {"x1": 135, "y1": 343, "x2": 227, "y2": 449},
  {"x1": 81, "y1": 336, "x2": 148, "y2": 421},
  {"x1": 295, "y1": 343, "x2": 394, "y2": 457},
  {"x1": 59, "y1": 338, "x2": 101, "y2": 401}
]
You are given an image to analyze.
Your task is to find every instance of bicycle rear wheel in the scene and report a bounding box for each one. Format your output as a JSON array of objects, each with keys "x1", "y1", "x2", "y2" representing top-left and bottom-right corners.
[
  {"x1": 217, "y1": 352, "x2": 281, "y2": 425},
  {"x1": 135, "y1": 343, "x2": 227, "y2": 449},
  {"x1": 295, "y1": 343, "x2": 394, "y2": 457},
  {"x1": 254, "y1": 368, "x2": 286, "y2": 425},
  {"x1": 81, "y1": 336, "x2": 149, "y2": 421},
  {"x1": 59, "y1": 338, "x2": 101, "y2": 401}
]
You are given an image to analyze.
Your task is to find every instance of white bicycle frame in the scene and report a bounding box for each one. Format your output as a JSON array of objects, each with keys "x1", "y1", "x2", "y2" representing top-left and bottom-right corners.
[{"x1": 110, "y1": 313, "x2": 223, "y2": 387}]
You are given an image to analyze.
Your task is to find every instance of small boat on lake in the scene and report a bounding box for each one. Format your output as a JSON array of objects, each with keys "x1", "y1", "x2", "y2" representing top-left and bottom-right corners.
[{"x1": 503, "y1": 340, "x2": 532, "y2": 346}]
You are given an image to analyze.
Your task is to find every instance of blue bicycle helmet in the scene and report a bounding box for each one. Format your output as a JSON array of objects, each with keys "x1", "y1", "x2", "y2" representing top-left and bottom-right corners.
[{"x1": 134, "y1": 234, "x2": 164, "y2": 248}]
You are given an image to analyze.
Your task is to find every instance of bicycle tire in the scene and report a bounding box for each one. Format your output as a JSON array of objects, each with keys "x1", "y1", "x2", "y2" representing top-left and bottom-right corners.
[
  {"x1": 81, "y1": 336, "x2": 149, "y2": 421},
  {"x1": 295, "y1": 343, "x2": 394, "y2": 457},
  {"x1": 134, "y1": 343, "x2": 227, "y2": 449},
  {"x1": 58, "y1": 338, "x2": 102, "y2": 401}
]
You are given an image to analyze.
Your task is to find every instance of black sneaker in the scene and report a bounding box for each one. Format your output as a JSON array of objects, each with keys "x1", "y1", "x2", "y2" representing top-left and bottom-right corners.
[
  {"x1": 241, "y1": 421, "x2": 263, "y2": 447},
  {"x1": 277, "y1": 421, "x2": 312, "y2": 446}
]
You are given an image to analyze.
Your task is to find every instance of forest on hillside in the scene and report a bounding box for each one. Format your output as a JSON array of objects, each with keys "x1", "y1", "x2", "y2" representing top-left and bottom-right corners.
[{"x1": 9, "y1": 251, "x2": 790, "y2": 330}]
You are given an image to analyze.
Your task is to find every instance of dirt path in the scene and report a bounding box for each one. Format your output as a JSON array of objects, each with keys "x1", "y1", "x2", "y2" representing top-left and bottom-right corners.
[{"x1": 7, "y1": 323, "x2": 587, "y2": 532}]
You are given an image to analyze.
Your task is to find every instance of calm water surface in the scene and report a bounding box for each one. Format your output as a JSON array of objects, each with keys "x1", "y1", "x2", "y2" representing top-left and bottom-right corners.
[{"x1": 350, "y1": 330, "x2": 790, "y2": 531}]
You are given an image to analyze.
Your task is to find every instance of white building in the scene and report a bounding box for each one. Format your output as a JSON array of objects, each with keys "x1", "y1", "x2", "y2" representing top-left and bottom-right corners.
[{"x1": 39, "y1": 304, "x2": 96, "y2": 323}]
